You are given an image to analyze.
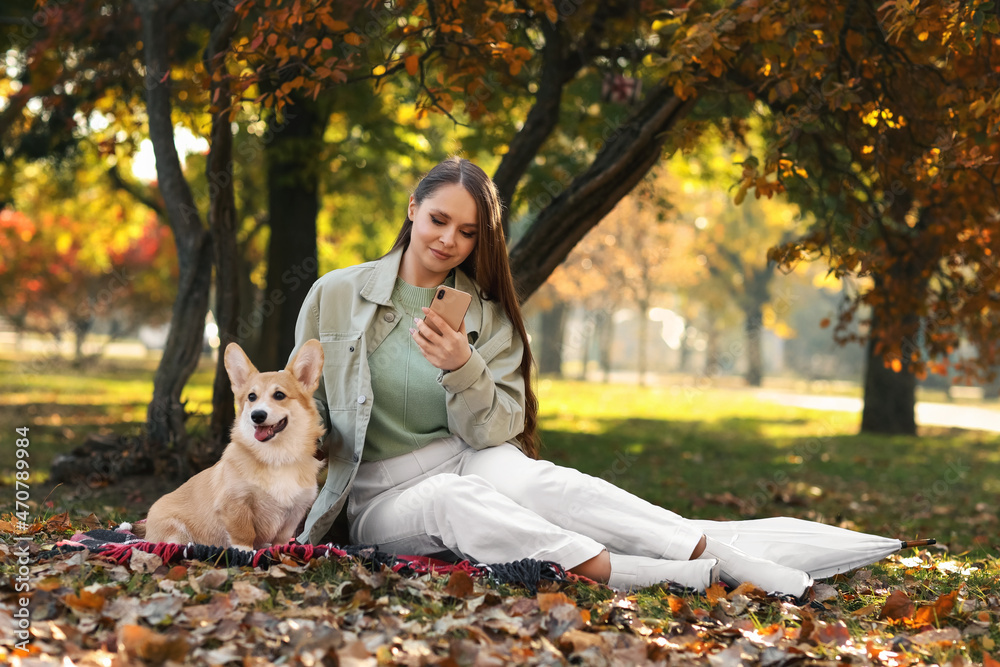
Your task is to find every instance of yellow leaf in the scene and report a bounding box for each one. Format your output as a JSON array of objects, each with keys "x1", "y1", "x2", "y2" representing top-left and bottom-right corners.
[{"x1": 734, "y1": 183, "x2": 748, "y2": 205}]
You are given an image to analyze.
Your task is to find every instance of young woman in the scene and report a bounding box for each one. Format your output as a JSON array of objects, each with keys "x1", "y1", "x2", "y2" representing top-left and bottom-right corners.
[{"x1": 290, "y1": 157, "x2": 813, "y2": 596}]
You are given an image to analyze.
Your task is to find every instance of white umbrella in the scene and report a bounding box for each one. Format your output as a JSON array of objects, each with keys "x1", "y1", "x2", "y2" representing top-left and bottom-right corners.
[{"x1": 691, "y1": 517, "x2": 935, "y2": 580}]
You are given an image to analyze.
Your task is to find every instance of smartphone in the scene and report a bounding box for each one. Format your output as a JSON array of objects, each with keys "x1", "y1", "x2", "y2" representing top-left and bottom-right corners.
[{"x1": 426, "y1": 285, "x2": 472, "y2": 335}]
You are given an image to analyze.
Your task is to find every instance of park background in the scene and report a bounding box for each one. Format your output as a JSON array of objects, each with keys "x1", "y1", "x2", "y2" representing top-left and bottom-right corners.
[{"x1": 2, "y1": 0, "x2": 1000, "y2": 664}]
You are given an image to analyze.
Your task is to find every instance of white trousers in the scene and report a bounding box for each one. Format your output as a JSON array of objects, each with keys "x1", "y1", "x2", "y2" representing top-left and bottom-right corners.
[{"x1": 347, "y1": 436, "x2": 704, "y2": 569}]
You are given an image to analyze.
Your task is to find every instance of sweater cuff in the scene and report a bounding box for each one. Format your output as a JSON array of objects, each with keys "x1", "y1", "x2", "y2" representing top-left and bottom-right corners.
[{"x1": 438, "y1": 345, "x2": 485, "y2": 393}]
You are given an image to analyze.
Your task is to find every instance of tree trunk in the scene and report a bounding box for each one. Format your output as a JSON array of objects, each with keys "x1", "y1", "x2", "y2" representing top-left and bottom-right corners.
[
  {"x1": 860, "y1": 260, "x2": 923, "y2": 435},
  {"x1": 860, "y1": 331, "x2": 917, "y2": 435},
  {"x1": 135, "y1": 0, "x2": 214, "y2": 472},
  {"x1": 255, "y1": 94, "x2": 330, "y2": 372},
  {"x1": 538, "y1": 300, "x2": 567, "y2": 376},
  {"x1": 509, "y1": 83, "x2": 696, "y2": 301},
  {"x1": 493, "y1": 22, "x2": 570, "y2": 237},
  {"x1": 596, "y1": 309, "x2": 614, "y2": 383},
  {"x1": 743, "y1": 302, "x2": 764, "y2": 387},
  {"x1": 72, "y1": 318, "x2": 91, "y2": 362},
  {"x1": 206, "y1": 7, "x2": 240, "y2": 458},
  {"x1": 577, "y1": 309, "x2": 595, "y2": 381},
  {"x1": 704, "y1": 325, "x2": 720, "y2": 378},
  {"x1": 636, "y1": 300, "x2": 649, "y2": 387}
]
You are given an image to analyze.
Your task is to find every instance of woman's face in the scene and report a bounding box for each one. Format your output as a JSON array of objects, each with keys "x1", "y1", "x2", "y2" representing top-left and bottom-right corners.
[{"x1": 403, "y1": 183, "x2": 479, "y2": 286}]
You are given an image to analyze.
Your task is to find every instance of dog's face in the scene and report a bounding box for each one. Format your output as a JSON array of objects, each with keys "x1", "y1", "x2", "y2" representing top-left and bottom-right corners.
[{"x1": 224, "y1": 341, "x2": 324, "y2": 453}]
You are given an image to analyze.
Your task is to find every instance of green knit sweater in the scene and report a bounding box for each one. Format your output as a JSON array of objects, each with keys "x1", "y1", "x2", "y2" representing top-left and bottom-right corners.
[{"x1": 363, "y1": 276, "x2": 453, "y2": 461}]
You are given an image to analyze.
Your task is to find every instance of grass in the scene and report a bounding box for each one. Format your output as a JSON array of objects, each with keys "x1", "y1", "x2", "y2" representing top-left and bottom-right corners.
[
  {"x1": 1, "y1": 354, "x2": 999, "y2": 664},
  {"x1": 1, "y1": 354, "x2": 998, "y2": 554},
  {"x1": 537, "y1": 379, "x2": 999, "y2": 555}
]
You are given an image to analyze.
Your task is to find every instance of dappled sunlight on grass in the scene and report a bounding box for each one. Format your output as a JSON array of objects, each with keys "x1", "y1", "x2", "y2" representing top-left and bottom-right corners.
[{"x1": 538, "y1": 380, "x2": 1000, "y2": 555}]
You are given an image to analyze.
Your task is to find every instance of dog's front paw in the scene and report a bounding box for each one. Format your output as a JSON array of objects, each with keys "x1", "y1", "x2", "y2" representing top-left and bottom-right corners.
[{"x1": 231, "y1": 544, "x2": 255, "y2": 553}]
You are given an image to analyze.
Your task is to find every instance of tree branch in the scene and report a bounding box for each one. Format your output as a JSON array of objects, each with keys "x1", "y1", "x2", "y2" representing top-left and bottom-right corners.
[
  {"x1": 509, "y1": 81, "x2": 697, "y2": 301},
  {"x1": 105, "y1": 162, "x2": 165, "y2": 217}
]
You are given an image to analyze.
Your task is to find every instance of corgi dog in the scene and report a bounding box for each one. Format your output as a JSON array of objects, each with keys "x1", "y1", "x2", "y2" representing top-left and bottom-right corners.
[{"x1": 143, "y1": 340, "x2": 324, "y2": 551}]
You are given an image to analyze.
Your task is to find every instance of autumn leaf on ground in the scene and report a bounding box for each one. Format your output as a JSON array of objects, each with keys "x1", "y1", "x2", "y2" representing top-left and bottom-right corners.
[
  {"x1": 706, "y1": 582, "x2": 728, "y2": 605},
  {"x1": 443, "y1": 570, "x2": 475, "y2": 598},
  {"x1": 63, "y1": 589, "x2": 107, "y2": 614},
  {"x1": 913, "y1": 589, "x2": 958, "y2": 628},
  {"x1": 118, "y1": 624, "x2": 189, "y2": 664},
  {"x1": 878, "y1": 590, "x2": 915, "y2": 621},
  {"x1": 44, "y1": 512, "x2": 72, "y2": 532},
  {"x1": 537, "y1": 591, "x2": 577, "y2": 612}
]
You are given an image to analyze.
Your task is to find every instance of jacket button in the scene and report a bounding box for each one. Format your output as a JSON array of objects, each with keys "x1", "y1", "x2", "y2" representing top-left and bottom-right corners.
[
  {"x1": 357, "y1": 395, "x2": 367, "y2": 404},
  {"x1": 384, "y1": 312, "x2": 395, "y2": 322},
  {"x1": 349, "y1": 346, "x2": 355, "y2": 352}
]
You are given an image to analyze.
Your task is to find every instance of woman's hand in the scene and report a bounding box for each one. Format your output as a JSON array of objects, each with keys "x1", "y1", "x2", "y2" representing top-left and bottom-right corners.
[{"x1": 411, "y1": 307, "x2": 472, "y2": 371}]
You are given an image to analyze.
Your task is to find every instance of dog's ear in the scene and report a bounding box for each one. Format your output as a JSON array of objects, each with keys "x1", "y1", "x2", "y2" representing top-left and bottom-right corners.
[
  {"x1": 224, "y1": 343, "x2": 258, "y2": 392},
  {"x1": 288, "y1": 339, "x2": 324, "y2": 394}
]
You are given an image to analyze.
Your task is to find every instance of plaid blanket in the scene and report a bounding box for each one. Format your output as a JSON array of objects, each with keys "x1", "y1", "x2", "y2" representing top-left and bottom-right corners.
[{"x1": 37, "y1": 523, "x2": 575, "y2": 595}]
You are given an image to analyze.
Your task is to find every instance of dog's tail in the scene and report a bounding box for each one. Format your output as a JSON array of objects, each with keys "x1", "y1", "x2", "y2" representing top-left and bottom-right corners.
[{"x1": 128, "y1": 521, "x2": 147, "y2": 539}]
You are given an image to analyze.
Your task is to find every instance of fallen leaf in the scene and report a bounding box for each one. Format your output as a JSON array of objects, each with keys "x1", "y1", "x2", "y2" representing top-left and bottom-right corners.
[
  {"x1": 63, "y1": 589, "x2": 107, "y2": 614},
  {"x1": 443, "y1": 570, "x2": 475, "y2": 598},
  {"x1": 545, "y1": 603, "x2": 585, "y2": 638},
  {"x1": 706, "y1": 583, "x2": 728, "y2": 605},
  {"x1": 231, "y1": 581, "x2": 270, "y2": 606},
  {"x1": 812, "y1": 620, "x2": 851, "y2": 646},
  {"x1": 37, "y1": 576, "x2": 64, "y2": 592},
  {"x1": 138, "y1": 593, "x2": 185, "y2": 625},
  {"x1": 558, "y1": 628, "x2": 606, "y2": 653},
  {"x1": 129, "y1": 549, "x2": 163, "y2": 574},
  {"x1": 708, "y1": 638, "x2": 760, "y2": 667},
  {"x1": 729, "y1": 582, "x2": 768, "y2": 600},
  {"x1": 194, "y1": 569, "x2": 228, "y2": 590},
  {"x1": 44, "y1": 512, "x2": 72, "y2": 532},
  {"x1": 984, "y1": 652, "x2": 1000, "y2": 667},
  {"x1": 667, "y1": 595, "x2": 697, "y2": 622},
  {"x1": 878, "y1": 590, "x2": 915, "y2": 621},
  {"x1": 537, "y1": 592, "x2": 576, "y2": 612},
  {"x1": 118, "y1": 624, "x2": 188, "y2": 664},
  {"x1": 851, "y1": 603, "x2": 879, "y2": 618},
  {"x1": 811, "y1": 583, "x2": 838, "y2": 603},
  {"x1": 913, "y1": 589, "x2": 957, "y2": 627},
  {"x1": 507, "y1": 597, "x2": 539, "y2": 617}
]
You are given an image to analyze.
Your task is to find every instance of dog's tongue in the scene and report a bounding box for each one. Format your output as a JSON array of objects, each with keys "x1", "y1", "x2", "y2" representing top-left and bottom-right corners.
[{"x1": 254, "y1": 424, "x2": 274, "y2": 441}]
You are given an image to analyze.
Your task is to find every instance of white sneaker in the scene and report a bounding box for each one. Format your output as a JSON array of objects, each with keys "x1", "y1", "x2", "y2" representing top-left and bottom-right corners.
[
  {"x1": 700, "y1": 536, "x2": 812, "y2": 597},
  {"x1": 607, "y1": 553, "x2": 721, "y2": 592}
]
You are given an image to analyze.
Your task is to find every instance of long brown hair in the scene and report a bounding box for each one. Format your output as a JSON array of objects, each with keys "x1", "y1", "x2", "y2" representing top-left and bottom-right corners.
[{"x1": 390, "y1": 157, "x2": 540, "y2": 458}]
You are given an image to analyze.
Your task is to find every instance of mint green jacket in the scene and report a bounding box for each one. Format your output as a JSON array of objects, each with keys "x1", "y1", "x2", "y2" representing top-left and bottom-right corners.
[{"x1": 290, "y1": 246, "x2": 527, "y2": 545}]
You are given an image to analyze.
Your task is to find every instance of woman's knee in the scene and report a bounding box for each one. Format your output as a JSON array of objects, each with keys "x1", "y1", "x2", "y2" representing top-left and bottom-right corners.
[{"x1": 465, "y1": 445, "x2": 561, "y2": 496}]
